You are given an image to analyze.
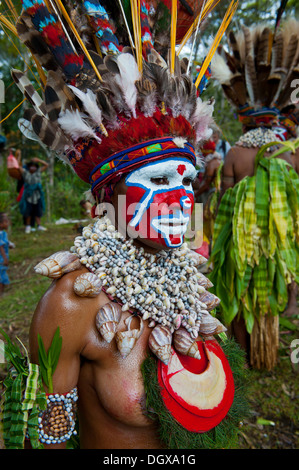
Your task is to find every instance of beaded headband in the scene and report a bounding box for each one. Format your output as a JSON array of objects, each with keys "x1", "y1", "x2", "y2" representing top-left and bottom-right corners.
[
  {"x1": 89, "y1": 137, "x2": 196, "y2": 196},
  {"x1": 237, "y1": 105, "x2": 280, "y2": 127}
]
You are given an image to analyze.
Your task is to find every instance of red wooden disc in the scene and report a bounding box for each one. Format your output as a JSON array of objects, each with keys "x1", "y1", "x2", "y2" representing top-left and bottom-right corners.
[{"x1": 157, "y1": 340, "x2": 235, "y2": 432}]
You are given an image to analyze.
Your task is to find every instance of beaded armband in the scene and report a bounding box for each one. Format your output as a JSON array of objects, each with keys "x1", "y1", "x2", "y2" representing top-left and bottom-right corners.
[{"x1": 38, "y1": 388, "x2": 78, "y2": 445}]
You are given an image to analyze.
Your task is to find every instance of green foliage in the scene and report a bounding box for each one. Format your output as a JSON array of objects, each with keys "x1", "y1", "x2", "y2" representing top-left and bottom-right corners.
[
  {"x1": 0, "y1": 163, "x2": 17, "y2": 212},
  {"x1": 0, "y1": 328, "x2": 47, "y2": 449},
  {"x1": 209, "y1": 139, "x2": 299, "y2": 332},
  {"x1": 37, "y1": 327, "x2": 62, "y2": 394},
  {"x1": 141, "y1": 337, "x2": 250, "y2": 449},
  {"x1": 49, "y1": 160, "x2": 90, "y2": 221}
]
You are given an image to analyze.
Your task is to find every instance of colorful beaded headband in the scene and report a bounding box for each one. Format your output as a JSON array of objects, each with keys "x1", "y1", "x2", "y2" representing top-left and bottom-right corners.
[
  {"x1": 89, "y1": 137, "x2": 196, "y2": 194},
  {"x1": 238, "y1": 105, "x2": 280, "y2": 127}
]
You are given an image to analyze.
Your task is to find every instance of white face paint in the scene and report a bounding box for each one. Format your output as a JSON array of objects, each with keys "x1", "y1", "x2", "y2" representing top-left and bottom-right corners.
[{"x1": 124, "y1": 158, "x2": 197, "y2": 248}]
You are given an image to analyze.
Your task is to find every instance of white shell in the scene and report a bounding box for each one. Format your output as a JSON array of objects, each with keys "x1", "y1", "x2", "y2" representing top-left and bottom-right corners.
[
  {"x1": 148, "y1": 325, "x2": 172, "y2": 364},
  {"x1": 73, "y1": 273, "x2": 102, "y2": 297},
  {"x1": 34, "y1": 251, "x2": 81, "y2": 279},
  {"x1": 173, "y1": 328, "x2": 201, "y2": 359},
  {"x1": 198, "y1": 291, "x2": 221, "y2": 311},
  {"x1": 96, "y1": 302, "x2": 122, "y2": 343},
  {"x1": 115, "y1": 316, "x2": 144, "y2": 358},
  {"x1": 187, "y1": 250, "x2": 207, "y2": 266},
  {"x1": 198, "y1": 311, "x2": 227, "y2": 336},
  {"x1": 173, "y1": 314, "x2": 182, "y2": 330},
  {"x1": 196, "y1": 272, "x2": 214, "y2": 289}
]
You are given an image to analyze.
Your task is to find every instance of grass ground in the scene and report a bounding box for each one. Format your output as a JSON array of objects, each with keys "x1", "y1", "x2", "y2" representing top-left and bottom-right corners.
[{"x1": 0, "y1": 221, "x2": 298, "y2": 449}]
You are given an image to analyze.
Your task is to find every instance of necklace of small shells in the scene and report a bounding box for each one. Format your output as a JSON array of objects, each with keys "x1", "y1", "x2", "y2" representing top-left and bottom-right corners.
[
  {"x1": 71, "y1": 214, "x2": 217, "y2": 339},
  {"x1": 235, "y1": 127, "x2": 280, "y2": 151}
]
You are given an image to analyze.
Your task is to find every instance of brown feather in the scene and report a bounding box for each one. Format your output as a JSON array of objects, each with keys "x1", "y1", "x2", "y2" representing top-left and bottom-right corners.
[
  {"x1": 244, "y1": 54, "x2": 258, "y2": 104},
  {"x1": 222, "y1": 83, "x2": 240, "y2": 107},
  {"x1": 271, "y1": 31, "x2": 284, "y2": 72},
  {"x1": 243, "y1": 26, "x2": 253, "y2": 58},
  {"x1": 282, "y1": 34, "x2": 299, "y2": 71},
  {"x1": 46, "y1": 70, "x2": 77, "y2": 115},
  {"x1": 16, "y1": 13, "x2": 60, "y2": 72},
  {"x1": 276, "y1": 67, "x2": 299, "y2": 108},
  {"x1": 228, "y1": 30, "x2": 242, "y2": 70},
  {"x1": 31, "y1": 114, "x2": 70, "y2": 151},
  {"x1": 264, "y1": 73, "x2": 282, "y2": 107},
  {"x1": 230, "y1": 73, "x2": 248, "y2": 106},
  {"x1": 256, "y1": 64, "x2": 271, "y2": 102},
  {"x1": 11, "y1": 69, "x2": 48, "y2": 117},
  {"x1": 256, "y1": 27, "x2": 271, "y2": 67}
]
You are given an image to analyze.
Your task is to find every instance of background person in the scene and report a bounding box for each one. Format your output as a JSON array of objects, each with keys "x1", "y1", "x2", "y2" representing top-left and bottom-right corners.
[{"x1": 19, "y1": 157, "x2": 48, "y2": 233}]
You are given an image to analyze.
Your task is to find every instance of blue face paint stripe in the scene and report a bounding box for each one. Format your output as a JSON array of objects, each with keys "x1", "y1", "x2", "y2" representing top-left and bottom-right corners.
[{"x1": 127, "y1": 185, "x2": 193, "y2": 229}]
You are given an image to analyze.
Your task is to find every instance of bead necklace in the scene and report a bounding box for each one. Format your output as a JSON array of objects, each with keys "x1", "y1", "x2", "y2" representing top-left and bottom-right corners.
[
  {"x1": 71, "y1": 215, "x2": 218, "y2": 338},
  {"x1": 235, "y1": 127, "x2": 280, "y2": 151}
]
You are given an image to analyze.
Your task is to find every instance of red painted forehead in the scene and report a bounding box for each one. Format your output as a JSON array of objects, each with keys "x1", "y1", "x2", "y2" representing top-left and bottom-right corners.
[{"x1": 177, "y1": 164, "x2": 186, "y2": 175}]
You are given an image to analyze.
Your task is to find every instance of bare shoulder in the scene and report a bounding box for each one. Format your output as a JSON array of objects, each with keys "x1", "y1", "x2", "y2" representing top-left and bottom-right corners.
[
  {"x1": 29, "y1": 266, "x2": 108, "y2": 358},
  {"x1": 273, "y1": 148, "x2": 293, "y2": 167}
]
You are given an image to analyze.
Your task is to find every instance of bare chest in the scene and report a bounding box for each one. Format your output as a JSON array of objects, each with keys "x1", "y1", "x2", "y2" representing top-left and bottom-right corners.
[{"x1": 78, "y1": 321, "x2": 153, "y2": 428}]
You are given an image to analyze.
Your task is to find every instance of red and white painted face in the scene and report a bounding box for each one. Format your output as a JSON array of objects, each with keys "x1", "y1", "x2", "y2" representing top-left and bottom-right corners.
[{"x1": 123, "y1": 158, "x2": 197, "y2": 248}]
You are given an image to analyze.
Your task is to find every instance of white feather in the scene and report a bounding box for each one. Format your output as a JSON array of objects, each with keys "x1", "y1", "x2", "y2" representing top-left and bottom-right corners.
[
  {"x1": 18, "y1": 118, "x2": 40, "y2": 142},
  {"x1": 140, "y1": 92, "x2": 157, "y2": 117},
  {"x1": 68, "y1": 86, "x2": 103, "y2": 127},
  {"x1": 83, "y1": 189, "x2": 96, "y2": 204},
  {"x1": 173, "y1": 137, "x2": 187, "y2": 148},
  {"x1": 211, "y1": 53, "x2": 233, "y2": 85},
  {"x1": 58, "y1": 109, "x2": 101, "y2": 143},
  {"x1": 190, "y1": 98, "x2": 214, "y2": 143},
  {"x1": 115, "y1": 53, "x2": 141, "y2": 118},
  {"x1": 191, "y1": 97, "x2": 214, "y2": 122}
]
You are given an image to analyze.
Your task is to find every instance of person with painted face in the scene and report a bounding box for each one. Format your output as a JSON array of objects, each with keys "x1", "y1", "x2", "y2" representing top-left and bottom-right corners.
[{"x1": 2, "y1": 0, "x2": 247, "y2": 451}]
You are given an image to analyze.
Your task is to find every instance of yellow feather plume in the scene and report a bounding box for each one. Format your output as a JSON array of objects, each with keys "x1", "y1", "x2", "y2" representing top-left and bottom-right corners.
[{"x1": 195, "y1": 0, "x2": 239, "y2": 89}]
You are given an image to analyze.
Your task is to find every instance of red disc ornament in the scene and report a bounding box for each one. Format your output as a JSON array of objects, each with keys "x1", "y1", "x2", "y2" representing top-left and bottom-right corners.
[
  {"x1": 159, "y1": 0, "x2": 205, "y2": 42},
  {"x1": 157, "y1": 339, "x2": 235, "y2": 432}
]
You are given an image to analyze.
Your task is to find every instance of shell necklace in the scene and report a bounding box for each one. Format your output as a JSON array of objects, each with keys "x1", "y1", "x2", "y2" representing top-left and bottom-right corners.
[
  {"x1": 71, "y1": 215, "x2": 220, "y2": 339},
  {"x1": 235, "y1": 127, "x2": 280, "y2": 151}
]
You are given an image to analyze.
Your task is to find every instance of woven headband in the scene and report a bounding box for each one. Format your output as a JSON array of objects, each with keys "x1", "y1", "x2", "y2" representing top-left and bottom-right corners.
[
  {"x1": 238, "y1": 105, "x2": 280, "y2": 126},
  {"x1": 89, "y1": 137, "x2": 196, "y2": 195}
]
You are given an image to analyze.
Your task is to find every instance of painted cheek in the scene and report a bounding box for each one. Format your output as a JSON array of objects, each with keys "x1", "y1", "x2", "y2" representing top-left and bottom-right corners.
[
  {"x1": 152, "y1": 189, "x2": 194, "y2": 215},
  {"x1": 124, "y1": 186, "x2": 146, "y2": 225}
]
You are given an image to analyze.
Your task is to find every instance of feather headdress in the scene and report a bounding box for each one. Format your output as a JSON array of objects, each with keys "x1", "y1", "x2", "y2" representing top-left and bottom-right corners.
[
  {"x1": 211, "y1": 18, "x2": 299, "y2": 129},
  {"x1": 10, "y1": 0, "x2": 237, "y2": 200}
]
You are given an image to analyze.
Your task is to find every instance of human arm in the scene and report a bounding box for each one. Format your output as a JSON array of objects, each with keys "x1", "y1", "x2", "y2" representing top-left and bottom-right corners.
[
  {"x1": 219, "y1": 148, "x2": 235, "y2": 201},
  {"x1": 28, "y1": 267, "x2": 103, "y2": 448},
  {"x1": 32, "y1": 157, "x2": 49, "y2": 172},
  {"x1": 194, "y1": 160, "x2": 219, "y2": 199}
]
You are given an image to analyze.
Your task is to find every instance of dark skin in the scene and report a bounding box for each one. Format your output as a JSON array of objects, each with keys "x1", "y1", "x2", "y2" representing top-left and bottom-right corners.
[
  {"x1": 29, "y1": 172, "x2": 197, "y2": 449},
  {"x1": 219, "y1": 145, "x2": 294, "y2": 200},
  {"x1": 30, "y1": 267, "x2": 163, "y2": 449},
  {"x1": 193, "y1": 157, "x2": 221, "y2": 201}
]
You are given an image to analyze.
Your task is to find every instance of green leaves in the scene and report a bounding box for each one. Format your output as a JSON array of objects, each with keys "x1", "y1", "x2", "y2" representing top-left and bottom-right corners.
[
  {"x1": 37, "y1": 327, "x2": 62, "y2": 393},
  {"x1": 0, "y1": 332, "x2": 46, "y2": 449},
  {"x1": 210, "y1": 139, "x2": 299, "y2": 334}
]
